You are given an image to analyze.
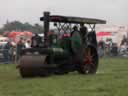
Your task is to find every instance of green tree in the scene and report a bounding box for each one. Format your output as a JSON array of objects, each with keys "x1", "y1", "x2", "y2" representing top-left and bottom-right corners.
[{"x1": 0, "y1": 21, "x2": 44, "y2": 34}]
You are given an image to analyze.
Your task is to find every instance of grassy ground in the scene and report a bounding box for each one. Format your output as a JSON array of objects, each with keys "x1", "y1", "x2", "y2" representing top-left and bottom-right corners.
[{"x1": 0, "y1": 58, "x2": 128, "y2": 96}]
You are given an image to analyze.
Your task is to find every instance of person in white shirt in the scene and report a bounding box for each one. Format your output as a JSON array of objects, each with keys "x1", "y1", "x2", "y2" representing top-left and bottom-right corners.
[{"x1": 25, "y1": 40, "x2": 31, "y2": 48}]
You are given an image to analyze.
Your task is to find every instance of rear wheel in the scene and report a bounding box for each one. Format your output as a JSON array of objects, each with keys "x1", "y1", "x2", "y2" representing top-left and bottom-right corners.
[{"x1": 78, "y1": 46, "x2": 99, "y2": 74}]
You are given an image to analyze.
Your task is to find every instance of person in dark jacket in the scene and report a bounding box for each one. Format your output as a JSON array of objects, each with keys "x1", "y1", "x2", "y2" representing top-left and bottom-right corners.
[
  {"x1": 3, "y1": 40, "x2": 12, "y2": 63},
  {"x1": 31, "y1": 34, "x2": 43, "y2": 48},
  {"x1": 80, "y1": 23, "x2": 88, "y2": 42}
]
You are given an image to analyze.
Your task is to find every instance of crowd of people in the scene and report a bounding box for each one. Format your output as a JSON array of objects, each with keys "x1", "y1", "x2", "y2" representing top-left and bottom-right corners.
[
  {"x1": 0, "y1": 37, "x2": 31, "y2": 63},
  {"x1": 98, "y1": 36, "x2": 128, "y2": 57},
  {"x1": 98, "y1": 38, "x2": 116, "y2": 57}
]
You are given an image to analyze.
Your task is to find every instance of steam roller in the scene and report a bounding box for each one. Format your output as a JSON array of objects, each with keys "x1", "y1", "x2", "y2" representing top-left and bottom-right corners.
[
  {"x1": 18, "y1": 47, "x2": 72, "y2": 77},
  {"x1": 17, "y1": 11, "x2": 106, "y2": 78}
]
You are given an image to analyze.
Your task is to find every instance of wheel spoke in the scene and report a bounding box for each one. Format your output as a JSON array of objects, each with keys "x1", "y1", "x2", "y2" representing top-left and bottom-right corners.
[
  {"x1": 87, "y1": 48, "x2": 91, "y2": 56},
  {"x1": 78, "y1": 46, "x2": 98, "y2": 74}
]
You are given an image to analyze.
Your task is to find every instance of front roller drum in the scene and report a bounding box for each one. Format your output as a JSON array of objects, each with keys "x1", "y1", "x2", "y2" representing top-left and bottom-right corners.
[{"x1": 18, "y1": 55, "x2": 49, "y2": 78}]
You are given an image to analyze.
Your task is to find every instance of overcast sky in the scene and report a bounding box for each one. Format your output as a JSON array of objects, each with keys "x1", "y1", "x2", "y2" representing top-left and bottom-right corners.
[{"x1": 0, "y1": 0, "x2": 127, "y2": 27}]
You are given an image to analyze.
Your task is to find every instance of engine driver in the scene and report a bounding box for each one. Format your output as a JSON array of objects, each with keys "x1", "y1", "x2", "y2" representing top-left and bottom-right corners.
[
  {"x1": 80, "y1": 23, "x2": 88, "y2": 42},
  {"x1": 31, "y1": 33, "x2": 43, "y2": 48}
]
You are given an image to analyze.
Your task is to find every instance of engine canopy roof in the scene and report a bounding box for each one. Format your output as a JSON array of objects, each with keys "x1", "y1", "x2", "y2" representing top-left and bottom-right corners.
[{"x1": 40, "y1": 15, "x2": 106, "y2": 24}]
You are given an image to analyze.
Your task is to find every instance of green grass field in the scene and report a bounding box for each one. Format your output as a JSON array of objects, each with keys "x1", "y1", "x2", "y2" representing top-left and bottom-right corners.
[{"x1": 0, "y1": 58, "x2": 128, "y2": 96}]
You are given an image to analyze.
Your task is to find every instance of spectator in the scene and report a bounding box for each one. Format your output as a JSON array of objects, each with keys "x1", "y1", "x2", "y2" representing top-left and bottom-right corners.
[
  {"x1": 25, "y1": 40, "x2": 31, "y2": 48},
  {"x1": 98, "y1": 39, "x2": 105, "y2": 50},
  {"x1": 120, "y1": 35, "x2": 128, "y2": 46},
  {"x1": 3, "y1": 40, "x2": 12, "y2": 63},
  {"x1": 16, "y1": 38, "x2": 25, "y2": 61}
]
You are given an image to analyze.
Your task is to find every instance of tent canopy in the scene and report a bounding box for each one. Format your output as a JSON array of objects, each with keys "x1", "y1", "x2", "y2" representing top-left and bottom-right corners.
[{"x1": 96, "y1": 32, "x2": 112, "y2": 36}]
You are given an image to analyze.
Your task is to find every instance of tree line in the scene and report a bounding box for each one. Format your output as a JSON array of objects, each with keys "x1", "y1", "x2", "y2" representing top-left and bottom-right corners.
[{"x1": 0, "y1": 21, "x2": 44, "y2": 34}]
